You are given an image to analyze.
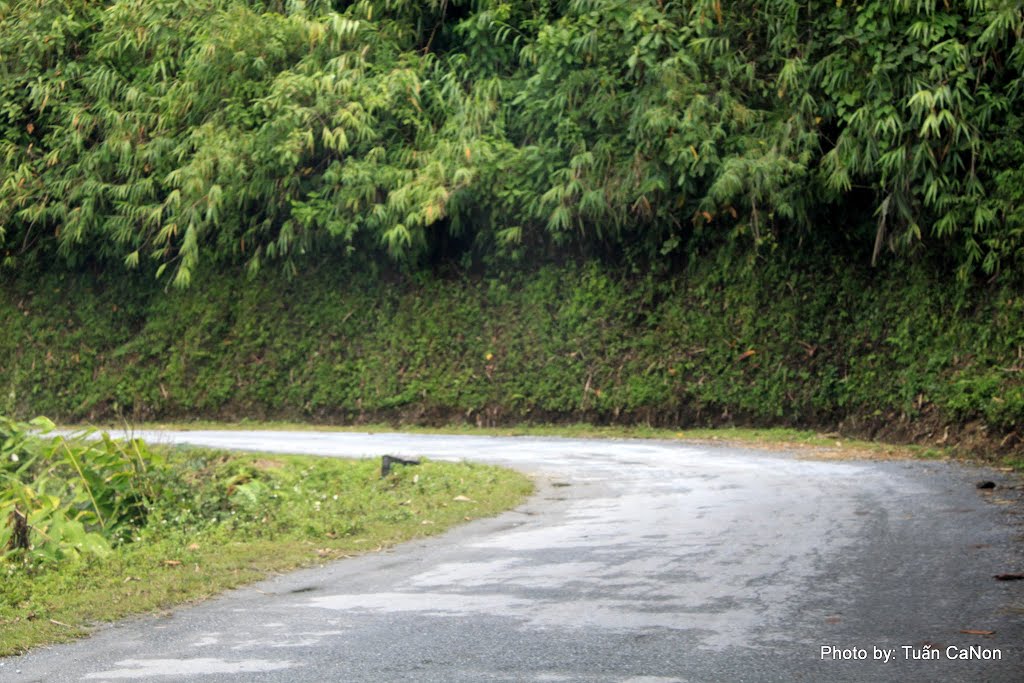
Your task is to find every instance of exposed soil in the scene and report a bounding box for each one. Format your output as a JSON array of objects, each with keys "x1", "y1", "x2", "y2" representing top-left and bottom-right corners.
[{"x1": 838, "y1": 405, "x2": 1022, "y2": 461}]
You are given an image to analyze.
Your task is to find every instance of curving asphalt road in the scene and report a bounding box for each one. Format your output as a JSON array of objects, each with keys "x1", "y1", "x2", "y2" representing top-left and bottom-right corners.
[{"x1": 3, "y1": 431, "x2": 1023, "y2": 682}]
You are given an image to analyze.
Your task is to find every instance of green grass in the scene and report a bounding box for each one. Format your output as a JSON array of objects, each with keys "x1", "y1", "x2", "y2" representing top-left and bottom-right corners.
[{"x1": 0, "y1": 446, "x2": 533, "y2": 656}]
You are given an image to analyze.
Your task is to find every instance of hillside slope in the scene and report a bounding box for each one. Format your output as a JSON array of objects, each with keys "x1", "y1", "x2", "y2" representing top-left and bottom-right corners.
[{"x1": 3, "y1": 255, "x2": 1021, "y2": 459}]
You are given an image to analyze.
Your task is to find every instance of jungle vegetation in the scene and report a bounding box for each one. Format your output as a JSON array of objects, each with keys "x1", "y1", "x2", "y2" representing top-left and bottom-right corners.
[
  {"x1": 1, "y1": 1, "x2": 1023, "y2": 455},
  {"x1": 1, "y1": 0, "x2": 1022, "y2": 285}
]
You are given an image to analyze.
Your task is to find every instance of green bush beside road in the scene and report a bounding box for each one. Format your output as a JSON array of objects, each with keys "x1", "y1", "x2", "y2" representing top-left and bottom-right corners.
[{"x1": 1, "y1": 416, "x2": 533, "y2": 654}]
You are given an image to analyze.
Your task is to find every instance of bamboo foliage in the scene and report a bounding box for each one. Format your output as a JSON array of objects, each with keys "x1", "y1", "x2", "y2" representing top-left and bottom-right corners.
[{"x1": 0, "y1": 0, "x2": 1021, "y2": 281}]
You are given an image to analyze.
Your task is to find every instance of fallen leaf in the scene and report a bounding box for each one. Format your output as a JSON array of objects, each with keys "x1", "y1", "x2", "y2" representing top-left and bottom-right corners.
[
  {"x1": 421, "y1": 520, "x2": 434, "y2": 525},
  {"x1": 187, "y1": 543, "x2": 200, "y2": 551},
  {"x1": 959, "y1": 629, "x2": 995, "y2": 636},
  {"x1": 162, "y1": 560, "x2": 181, "y2": 567},
  {"x1": 453, "y1": 495, "x2": 474, "y2": 502},
  {"x1": 736, "y1": 349, "x2": 756, "y2": 362}
]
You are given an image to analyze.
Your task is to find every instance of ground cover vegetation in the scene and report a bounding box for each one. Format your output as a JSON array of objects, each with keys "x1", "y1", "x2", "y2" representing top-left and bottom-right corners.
[
  {"x1": 0, "y1": 415, "x2": 533, "y2": 654},
  {"x1": 1, "y1": 255, "x2": 1022, "y2": 460},
  {"x1": 0, "y1": 1, "x2": 1022, "y2": 454}
]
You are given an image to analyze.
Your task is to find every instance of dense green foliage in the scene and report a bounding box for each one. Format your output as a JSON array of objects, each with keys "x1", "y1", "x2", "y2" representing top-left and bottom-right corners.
[
  {"x1": 2, "y1": 414, "x2": 524, "y2": 567},
  {"x1": 1, "y1": 1, "x2": 1022, "y2": 284},
  {"x1": 2, "y1": 428, "x2": 531, "y2": 654},
  {"x1": 2, "y1": 417, "x2": 169, "y2": 562},
  {"x1": 2, "y1": 256, "x2": 1021, "y2": 454},
  {"x1": 1, "y1": 1, "x2": 1022, "y2": 455}
]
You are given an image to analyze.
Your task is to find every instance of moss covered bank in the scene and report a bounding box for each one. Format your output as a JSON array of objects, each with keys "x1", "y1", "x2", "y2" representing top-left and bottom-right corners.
[{"x1": 2, "y1": 254, "x2": 1022, "y2": 459}]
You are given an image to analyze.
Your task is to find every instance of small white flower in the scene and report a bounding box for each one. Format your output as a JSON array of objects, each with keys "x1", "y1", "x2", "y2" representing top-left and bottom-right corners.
[{"x1": 9, "y1": 453, "x2": 18, "y2": 462}]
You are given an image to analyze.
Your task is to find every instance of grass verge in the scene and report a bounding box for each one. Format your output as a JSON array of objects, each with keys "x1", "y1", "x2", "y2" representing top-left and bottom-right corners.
[{"x1": 0, "y1": 445, "x2": 533, "y2": 656}]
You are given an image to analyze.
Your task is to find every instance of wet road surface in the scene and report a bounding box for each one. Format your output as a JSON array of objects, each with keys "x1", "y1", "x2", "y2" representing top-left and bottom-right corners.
[{"x1": 3, "y1": 431, "x2": 1023, "y2": 682}]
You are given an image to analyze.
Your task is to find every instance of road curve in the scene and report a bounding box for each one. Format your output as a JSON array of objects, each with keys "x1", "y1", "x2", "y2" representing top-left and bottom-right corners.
[{"x1": 3, "y1": 431, "x2": 1022, "y2": 682}]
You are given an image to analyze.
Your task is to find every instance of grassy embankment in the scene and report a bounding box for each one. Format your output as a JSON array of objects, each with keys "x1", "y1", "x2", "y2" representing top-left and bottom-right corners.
[
  {"x1": 0, "y1": 420, "x2": 532, "y2": 656},
  {"x1": 2, "y1": 253, "x2": 1022, "y2": 462}
]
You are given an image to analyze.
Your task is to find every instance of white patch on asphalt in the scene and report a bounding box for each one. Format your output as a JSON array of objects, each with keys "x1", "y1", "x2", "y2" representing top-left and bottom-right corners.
[
  {"x1": 409, "y1": 559, "x2": 606, "y2": 588},
  {"x1": 82, "y1": 658, "x2": 298, "y2": 679},
  {"x1": 229, "y1": 630, "x2": 349, "y2": 650},
  {"x1": 190, "y1": 633, "x2": 220, "y2": 647},
  {"x1": 307, "y1": 591, "x2": 532, "y2": 617},
  {"x1": 304, "y1": 590, "x2": 751, "y2": 637}
]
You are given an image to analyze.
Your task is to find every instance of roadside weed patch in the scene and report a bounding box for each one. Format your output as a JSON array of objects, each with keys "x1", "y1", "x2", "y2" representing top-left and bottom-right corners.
[{"x1": 0, "y1": 418, "x2": 532, "y2": 655}]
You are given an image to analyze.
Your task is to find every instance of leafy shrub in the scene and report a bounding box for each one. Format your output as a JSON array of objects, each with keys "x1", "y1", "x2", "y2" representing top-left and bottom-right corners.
[{"x1": 1, "y1": 416, "x2": 163, "y2": 563}]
